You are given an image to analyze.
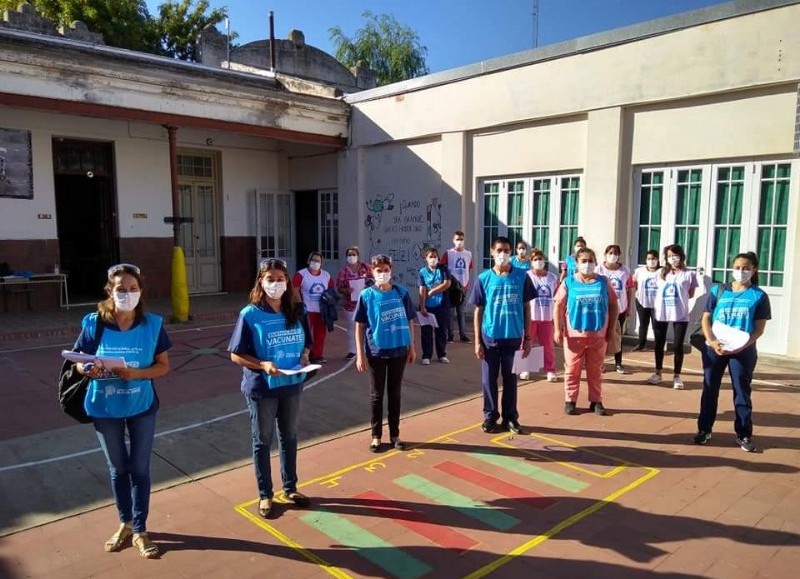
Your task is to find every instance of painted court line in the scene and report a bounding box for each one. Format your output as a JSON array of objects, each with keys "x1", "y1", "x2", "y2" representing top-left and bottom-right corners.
[
  {"x1": 434, "y1": 460, "x2": 555, "y2": 509},
  {"x1": 355, "y1": 490, "x2": 479, "y2": 552},
  {"x1": 299, "y1": 510, "x2": 432, "y2": 579},
  {"x1": 394, "y1": 473, "x2": 520, "y2": 531},
  {"x1": 469, "y1": 451, "x2": 588, "y2": 493}
]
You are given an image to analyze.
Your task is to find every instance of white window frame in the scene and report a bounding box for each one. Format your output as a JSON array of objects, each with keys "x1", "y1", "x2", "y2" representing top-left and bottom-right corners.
[{"x1": 318, "y1": 189, "x2": 339, "y2": 260}]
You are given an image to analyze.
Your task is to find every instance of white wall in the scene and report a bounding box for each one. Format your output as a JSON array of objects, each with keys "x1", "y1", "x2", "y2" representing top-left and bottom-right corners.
[{"x1": 289, "y1": 153, "x2": 338, "y2": 191}]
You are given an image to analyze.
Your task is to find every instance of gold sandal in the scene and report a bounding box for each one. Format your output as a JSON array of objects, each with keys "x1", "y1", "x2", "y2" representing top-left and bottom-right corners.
[
  {"x1": 132, "y1": 532, "x2": 160, "y2": 559},
  {"x1": 104, "y1": 523, "x2": 132, "y2": 552}
]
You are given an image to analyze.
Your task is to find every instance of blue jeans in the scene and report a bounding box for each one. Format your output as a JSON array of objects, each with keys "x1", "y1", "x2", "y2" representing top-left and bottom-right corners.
[
  {"x1": 247, "y1": 393, "x2": 302, "y2": 499},
  {"x1": 481, "y1": 339, "x2": 520, "y2": 422},
  {"x1": 698, "y1": 345, "x2": 757, "y2": 438},
  {"x1": 94, "y1": 408, "x2": 158, "y2": 533}
]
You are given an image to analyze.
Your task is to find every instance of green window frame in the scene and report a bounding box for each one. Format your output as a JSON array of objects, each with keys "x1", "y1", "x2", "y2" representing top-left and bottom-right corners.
[
  {"x1": 529, "y1": 178, "x2": 551, "y2": 254},
  {"x1": 482, "y1": 181, "x2": 501, "y2": 268},
  {"x1": 558, "y1": 177, "x2": 580, "y2": 260},
  {"x1": 674, "y1": 169, "x2": 703, "y2": 267},
  {"x1": 711, "y1": 166, "x2": 745, "y2": 283},
  {"x1": 638, "y1": 171, "x2": 663, "y2": 264},
  {"x1": 757, "y1": 163, "x2": 790, "y2": 287}
]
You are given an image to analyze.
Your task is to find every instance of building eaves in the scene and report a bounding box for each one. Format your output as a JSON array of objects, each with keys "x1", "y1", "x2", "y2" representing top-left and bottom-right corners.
[{"x1": 344, "y1": 0, "x2": 800, "y2": 104}]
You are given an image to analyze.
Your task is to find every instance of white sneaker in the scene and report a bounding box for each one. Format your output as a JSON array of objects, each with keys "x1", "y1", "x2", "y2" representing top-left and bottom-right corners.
[
  {"x1": 519, "y1": 371, "x2": 530, "y2": 380},
  {"x1": 547, "y1": 372, "x2": 558, "y2": 382},
  {"x1": 673, "y1": 377, "x2": 685, "y2": 390},
  {"x1": 439, "y1": 357, "x2": 450, "y2": 364},
  {"x1": 646, "y1": 373, "x2": 662, "y2": 385},
  {"x1": 421, "y1": 358, "x2": 431, "y2": 366}
]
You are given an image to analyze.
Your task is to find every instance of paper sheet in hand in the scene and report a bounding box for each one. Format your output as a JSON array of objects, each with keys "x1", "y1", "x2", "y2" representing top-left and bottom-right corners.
[
  {"x1": 349, "y1": 278, "x2": 366, "y2": 303},
  {"x1": 711, "y1": 321, "x2": 750, "y2": 352},
  {"x1": 512, "y1": 347, "x2": 544, "y2": 374},
  {"x1": 61, "y1": 350, "x2": 127, "y2": 369},
  {"x1": 278, "y1": 364, "x2": 322, "y2": 376},
  {"x1": 416, "y1": 312, "x2": 439, "y2": 328}
]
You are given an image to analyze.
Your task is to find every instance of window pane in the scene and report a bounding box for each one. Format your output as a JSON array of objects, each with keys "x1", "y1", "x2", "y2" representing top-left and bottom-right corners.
[
  {"x1": 759, "y1": 181, "x2": 774, "y2": 225},
  {"x1": 775, "y1": 181, "x2": 789, "y2": 225},
  {"x1": 777, "y1": 163, "x2": 790, "y2": 179}
]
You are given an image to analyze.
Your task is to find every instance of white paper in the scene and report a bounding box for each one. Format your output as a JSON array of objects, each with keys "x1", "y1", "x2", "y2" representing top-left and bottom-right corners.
[
  {"x1": 416, "y1": 312, "x2": 439, "y2": 328},
  {"x1": 512, "y1": 347, "x2": 544, "y2": 374},
  {"x1": 711, "y1": 321, "x2": 750, "y2": 352},
  {"x1": 349, "y1": 278, "x2": 366, "y2": 303},
  {"x1": 61, "y1": 350, "x2": 127, "y2": 369},
  {"x1": 278, "y1": 363, "x2": 322, "y2": 376}
]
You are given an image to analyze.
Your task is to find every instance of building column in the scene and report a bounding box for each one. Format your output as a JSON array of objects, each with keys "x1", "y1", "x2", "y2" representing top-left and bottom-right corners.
[{"x1": 440, "y1": 132, "x2": 469, "y2": 235}]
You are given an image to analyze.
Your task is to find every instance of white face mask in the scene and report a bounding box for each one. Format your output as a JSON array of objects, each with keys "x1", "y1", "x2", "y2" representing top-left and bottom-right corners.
[
  {"x1": 427, "y1": 257, "x2": 439, "y2": 268},
  {"x1": 346, "y1": 255, "x2": 358, "y2": 265},
  {"x1": 732, "y1": 269, "x2": 753, "y2": 284},
  {"x1": 646, "y1": 258, "x2": 658, "y2": 268},
  {"x1": 454, "y1": 240, "x2": 464, "y2": 249},
  {"x1": 667, "y1": 256, "x2": 681, "y2": 267},
  {"x1": 308, "y1": 260, "x2": 321, "y2": 271},
  {"x1": 113, "y1": 291, "x2": 140, "y2": 312},
  {"x1": 606, "y1": 254, "x2": 620, "y2": 264},
  {"x1": 574, "y1": 246, "x2": 583, "y2": 254},
  {"x1": 517, "y1": 248, "x2": 527, "y2": 256},
  {"x1": 262, "y1": 280, "x2": 287, "y2": 300},
  {"x1": 578, "y1": 262, "x2": 596, "y2": 275},
  {"x1": 374, "y1": 272, "x2": 391, "y2": 285},
  {"x1": 494, "y1": 252, "x2": 510, "y2": 266},
  {"x1": 532, "y1": 259, "x2": 545, "y2": 271}
]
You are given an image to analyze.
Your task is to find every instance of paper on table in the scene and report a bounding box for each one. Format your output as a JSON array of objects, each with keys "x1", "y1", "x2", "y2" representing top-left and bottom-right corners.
[
  {"x1": 711, "y1": 321, "x2": 750, "y2": 352},
  {"x1": 512, "y1": 347, "x2": 544, "y2": 374},
  {"x1": 278, "y1": 363, "x2": 323, "y2": 376},
  {"x1": 416, "y1": 312, "x2": 439, "y2": 328},
  {"x1": 61, "y1": 350, "x2": 127, "y2": 369},
  {"x1": 349, "y1": 278, "x2": 366, "y2": 303}
]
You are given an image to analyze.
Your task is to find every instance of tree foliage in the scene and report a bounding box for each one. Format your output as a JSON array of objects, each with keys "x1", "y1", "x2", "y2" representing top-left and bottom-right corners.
[
  {"x1": 0, "y1": 0, "x2": 228, "y2": 61},
  {"x1": 329, "y1": 11, "x2": 429, "y2": 86}
]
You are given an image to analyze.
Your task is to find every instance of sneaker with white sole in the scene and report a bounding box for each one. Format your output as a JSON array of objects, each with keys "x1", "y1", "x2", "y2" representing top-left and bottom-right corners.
[
  {"x1": 439, "y1": 357, "x2": 450, "y2": 364},
  {"x1": 646, "y1": 373, "x2": 662, "y2": 385},
  {"x1": 693, "y1": 431, "x2": 712, "y2": 444},
  {"x1": 421, "y1": 358, "x2": 431, "y2": 366},
  {"x1": 737, "y1": 437, "x2": 757, "y2": 452},
  {"x1": 519, "y1": 371, "x2": 530, "y2": 380},
  {"x1": 615, "y1": 364, "x2": 628, "y2": 375},
  {"x1": 672, "y1": 377, "x2": 685, "y2": 390},
  {"x1": 547, "y1": 372, "x2": 558, "y2": 382}
]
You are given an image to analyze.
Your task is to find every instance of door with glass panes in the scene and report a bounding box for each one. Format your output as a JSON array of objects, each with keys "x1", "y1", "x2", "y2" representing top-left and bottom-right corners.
[
  {"x1": 480, "y1": 175, "x2": 581, "y2": 271},
  {"x1": 178, "y1": 181, "x2": 220, "y2": 293},
  {"x1": 633, "y1": 160, "x2": 795, "y2": 355},
  {"x1": 255, "y1": 190, "x2": 295, "y2": 268}
]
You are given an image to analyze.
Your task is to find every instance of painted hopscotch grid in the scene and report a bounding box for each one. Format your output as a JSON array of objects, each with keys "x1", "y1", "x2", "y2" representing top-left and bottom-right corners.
[{"x1": 235, "y1": 423, "x2": 659, "y2": 579}]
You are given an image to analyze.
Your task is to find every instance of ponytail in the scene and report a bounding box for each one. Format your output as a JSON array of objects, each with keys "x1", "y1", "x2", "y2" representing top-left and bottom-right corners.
[{"x1": 734, "y1": 251, "x2": 760, "y2": 286}]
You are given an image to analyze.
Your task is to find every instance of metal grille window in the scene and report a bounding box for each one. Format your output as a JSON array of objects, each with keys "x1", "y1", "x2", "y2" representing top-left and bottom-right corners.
[
  {"x1": 319, "y1": 190, "x2": 339, "y2": 260},
  {"x1": 757, "y1": 163, "x2": 790, "y2": 287},
  {"x1": 637, "y1": 171, "x2": 663, "y2": 263}
]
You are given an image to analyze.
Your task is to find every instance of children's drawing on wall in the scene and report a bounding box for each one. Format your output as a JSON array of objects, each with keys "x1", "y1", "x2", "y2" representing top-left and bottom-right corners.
[{"x1": 363, "y1": 194, "x2": 446, "y2": 294}]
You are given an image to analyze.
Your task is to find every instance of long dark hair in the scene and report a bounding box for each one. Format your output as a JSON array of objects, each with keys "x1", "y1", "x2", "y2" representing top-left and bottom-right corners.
[
  {"x1": 249, "y1": 259, "x2": 300, "y2": 328},
  {"x1": 661, "y1": 244, "x2": 686, "y2": 280},
  {"x1": 734, "y1": 251, "x2": 760, "y2": 286}
]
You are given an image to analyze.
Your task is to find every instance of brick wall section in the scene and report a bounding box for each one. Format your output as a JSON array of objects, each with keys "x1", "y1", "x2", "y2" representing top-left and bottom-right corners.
[
  {"x1": 119, "y1": 237, "x2": 173, "y2": 298},
  {"x1": 0, "y1": 239, "x2": 61, "y2": 311},
  {"x1": 221, "y1": 236, "x2": 256, "y2": 293}
]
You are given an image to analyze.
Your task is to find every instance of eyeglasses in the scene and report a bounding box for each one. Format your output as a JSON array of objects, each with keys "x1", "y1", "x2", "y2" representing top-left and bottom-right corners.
[
  {"x1": 107, "y1": 263, "x2": 141, "y2": 279},
  {"x1": 370, "y1": 254, "x2": 393, "y2": 264},
  {"x1": 260, "y1": 258, "x2": 288, "y2": 271}
]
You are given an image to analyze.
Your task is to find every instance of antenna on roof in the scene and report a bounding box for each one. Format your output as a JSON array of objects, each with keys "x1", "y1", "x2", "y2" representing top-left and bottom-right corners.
[
  {"x1": 225, "y1": 17, "x2": 230, "y2": 68},
  {"x1": 532, "y1": 0, "x2": 539, "y2": 48}
]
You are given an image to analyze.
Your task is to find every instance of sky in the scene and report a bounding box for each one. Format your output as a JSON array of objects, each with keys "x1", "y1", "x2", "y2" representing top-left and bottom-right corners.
[{"x1": 146, "y1": 0, "x2": 728, "y2": 73}]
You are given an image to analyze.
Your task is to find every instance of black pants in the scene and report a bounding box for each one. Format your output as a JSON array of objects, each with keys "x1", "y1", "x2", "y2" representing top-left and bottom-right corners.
[
  {"x1": 652, "y1": 320, "x2": 689, "y2": 374},
  {"x1": 634, "y1": 300, "x2": 654, "y2": 349},
  {"x1": 368, "y1": 355, "x2": 407, "y2": 439},
  {"x1": 614, "y1": 312, "x2": 627, "y2": 366},
  {"x1": 421, "y1": 304, "x2": 449, "y2": 359}
]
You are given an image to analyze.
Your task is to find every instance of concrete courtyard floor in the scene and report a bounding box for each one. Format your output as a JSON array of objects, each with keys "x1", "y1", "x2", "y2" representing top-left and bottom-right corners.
[{"x1": 0, "y1": 301, "x2": 798, "y2": 578}]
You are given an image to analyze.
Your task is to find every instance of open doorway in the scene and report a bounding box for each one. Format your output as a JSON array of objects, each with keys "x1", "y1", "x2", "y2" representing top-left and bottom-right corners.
[
  {"x1": 294, "y1": 191, "x2": 318, "y2": 271},
  {"x1": 53, "y1": 139, "x2": 118, "y2": 302}
]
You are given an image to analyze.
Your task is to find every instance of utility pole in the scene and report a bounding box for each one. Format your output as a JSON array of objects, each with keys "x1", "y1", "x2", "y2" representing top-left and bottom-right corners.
[{"x1": 532, "y1": 0, "x2": 540, "y2": 48}]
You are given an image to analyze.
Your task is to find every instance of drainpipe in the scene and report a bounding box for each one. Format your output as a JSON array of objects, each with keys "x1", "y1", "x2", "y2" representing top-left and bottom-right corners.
[
  {"x1": 269, "y1": 10, "x2": 276, "y2": 73},
  {"x1": 165, "y1": 125, "x2": 189, "y2": 322}
]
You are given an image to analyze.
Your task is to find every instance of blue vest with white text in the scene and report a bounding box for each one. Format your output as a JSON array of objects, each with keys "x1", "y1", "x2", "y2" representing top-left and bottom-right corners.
[
  {"x1": 712, "y1": 286, "x2": 767, "y2": 334},
  {"x1": 565, "y1": 274, "x2": 609, "y2": 332},
  {"x1": 420, "y1": 266, "x2": 446, "y2": 308},
  {"x1": 479, "y1": 267, "x2": 528, "y2": 340},
  {"x1": 361, "y1": 285, "x2": 412, "y2": 355},
  {"x1": 242, "y1": 304, "x2": 306, "y2": 390}
]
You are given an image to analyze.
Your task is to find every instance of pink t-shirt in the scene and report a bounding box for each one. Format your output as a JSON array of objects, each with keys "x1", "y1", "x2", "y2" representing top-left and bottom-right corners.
[{"x1": 653, "y1": 269, "x2": 699, "y2": 322}]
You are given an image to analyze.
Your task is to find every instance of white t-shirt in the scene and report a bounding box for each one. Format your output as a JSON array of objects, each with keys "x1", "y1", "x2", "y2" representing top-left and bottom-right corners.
[
  {"x1": 445, "y1": 248, "x2": 472, "y2": 287},
  {"x1": 634, "y1": 266, "x2": 660, "y2": 308},
  {"x1": 596, "y1": 264, "x2": 633, "y2": 314},
  {"x1": 528, "y1": 270, "x2": 559, "y2": 322},
  {"x1": 297, "y1": 268, "x2": 331, "y2": 313},
  {"x1": 653, "y1": 269, "x2": 699, "y2": 322}
]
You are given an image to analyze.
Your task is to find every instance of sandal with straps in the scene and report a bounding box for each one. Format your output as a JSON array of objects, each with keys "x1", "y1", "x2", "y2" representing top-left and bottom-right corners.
[
  {"x1": 104, "y1": 522, "x2": 132, "y2": 552},
  {"x1": 132, "y1": 532, "x2": 160, "y2": 559}
]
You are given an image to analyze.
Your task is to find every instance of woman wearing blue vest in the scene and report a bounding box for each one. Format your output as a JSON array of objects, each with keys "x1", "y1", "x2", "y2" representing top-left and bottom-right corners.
[
  {"x1": 510, "y1": 240, "x2": 531, "y2": 271},
  {"x1": 553, "y1": 248, "x2": 619, "y2": 415},
  {"x1": 559, "y1": 236, "x2": 587, "y2": 283},
  {"x1": 355, "y1": 254, "x2": 417, "y2": 452},
  {"x1": 418, "y1": 247, "x2": 451, "y2": 365},
  {"x1": 694, "y1": 252, "x2": 771, "y2": 453},
  {"x1": 72, "y1": 263, "x2": 171, "y2": 559},
  {"x1": 229, "y1": 258, "x2": 313, "y2": 519}
]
